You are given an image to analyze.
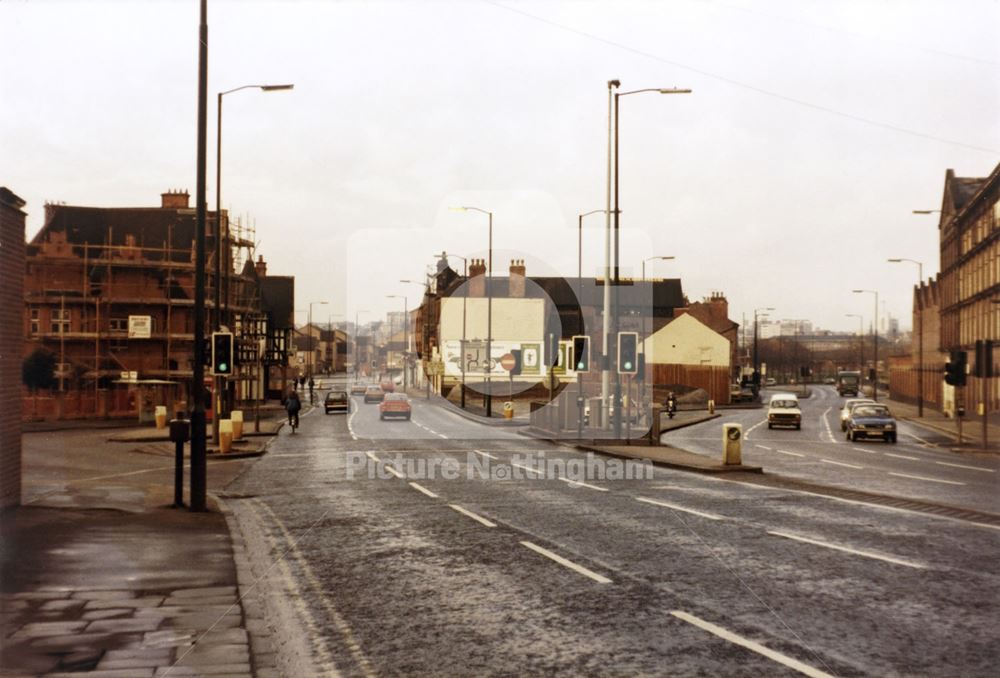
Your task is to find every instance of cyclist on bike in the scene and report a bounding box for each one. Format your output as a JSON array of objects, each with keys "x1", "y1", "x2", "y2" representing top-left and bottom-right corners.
[{"x1": 285, "y1": 390, "x2": 302, "y2": 430}]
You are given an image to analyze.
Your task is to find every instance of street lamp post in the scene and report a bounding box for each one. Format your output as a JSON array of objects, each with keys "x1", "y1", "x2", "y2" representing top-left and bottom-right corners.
[
  {"x1": 451, "y1": 206, "x2": 494, "y2": 416},
  {"x1": 888, "y1": 258, "x2": 924, "y2": 416},
  {"x1": 401, "y1": 279, "x2": 432, "y2": 393},
  {"x1": 216, "y1": 83, "x2": 293, "y2": 328},
  {"x1": 578, "y1": 210, "x2": 606, "y2": 332},
  {"x1": 435, "y1": 252, "x2": 468, "y2": 408},
  {"x1": 642, "y1": 255, "x2": 675, "y2": 281},
  {"x1": 753, "y1": 307, "x2": 774, "y2": 391},
  {"x1": 214, "y1": 82, "x2": 293, "y2": 430},
  {"x1": 387, "y1": 295, "x2": 409, "y2": 391},
  {"x1": 853, "y1": 289, "x2": 879, "y2": 401},
  {"x1": 611, "y1": 84, "x2": 692, "y2": 436},
  {"x1": 641, "y1": 256, "x2": 675, "y2": 411},
  {"x1": 353, "y1": 310, "x2": 368, "y2": 378},
  {"x1": 846, "y1": 313, "x2": 864, "y2": 375}
]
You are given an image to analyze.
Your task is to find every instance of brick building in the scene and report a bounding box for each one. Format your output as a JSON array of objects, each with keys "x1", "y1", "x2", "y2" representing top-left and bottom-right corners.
[
  {"x1": 1, "y1": 188, "x2": 27, "y2": 509},
  {"x1": 23, "y1": 191, "x2": 293, "y2": 419}
]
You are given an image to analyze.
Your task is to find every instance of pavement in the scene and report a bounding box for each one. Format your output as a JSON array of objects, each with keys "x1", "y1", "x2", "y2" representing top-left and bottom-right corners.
[
  {"x1": 883, "y1": 396, "x2": 1000, "y2": 452},
  {"x1": 1, "y1": 411, "x2": 289, "y2": 677}
]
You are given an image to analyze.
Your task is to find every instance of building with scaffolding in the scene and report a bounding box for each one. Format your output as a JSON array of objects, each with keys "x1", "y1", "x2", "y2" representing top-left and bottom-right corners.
[{"x1": 22, "y1": 190, "x2": 294, "y2": 420}]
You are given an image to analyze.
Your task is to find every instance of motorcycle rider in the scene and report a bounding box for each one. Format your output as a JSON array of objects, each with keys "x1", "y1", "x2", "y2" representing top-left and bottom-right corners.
[{"x1": 665, "y1": 392, "x2": 677, "y2": 419}]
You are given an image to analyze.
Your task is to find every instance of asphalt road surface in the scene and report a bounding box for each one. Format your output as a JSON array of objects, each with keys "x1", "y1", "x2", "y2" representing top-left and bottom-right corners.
[
  {"x1": 225, "y1": 378, "x2": 1000, "y2": 676},
  {"x1": 663, "y1": 385, "x2": 1000, "y2": 512}
]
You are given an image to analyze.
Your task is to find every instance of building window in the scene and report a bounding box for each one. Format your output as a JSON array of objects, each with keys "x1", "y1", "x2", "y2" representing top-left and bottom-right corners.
[
  {"x1": 109, "y1": 318, "x2": 127, "y2": 332},
  {"x1": 51, "y1": 308, "x2": 70, "y2": 334}
]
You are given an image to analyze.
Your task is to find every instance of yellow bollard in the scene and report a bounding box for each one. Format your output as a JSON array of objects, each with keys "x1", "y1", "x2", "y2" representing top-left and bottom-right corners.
[
  {"x1": 155, "y1": 405, "x2": 167, "y2": 429},
  {"x1": 231, "y1": 410, "x2": 244, "y2": 440},
  {"x1": 219, "y1": 419, "x2": 233, "y2": 453},
  {"x1": 503, "y1": 402, "x2": 514, "y2": 419},
  {"x1": 708, "y1": 399, "x2": 715, "y2": 415}
]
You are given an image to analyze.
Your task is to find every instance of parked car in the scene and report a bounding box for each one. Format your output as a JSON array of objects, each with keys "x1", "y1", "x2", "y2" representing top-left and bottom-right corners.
[
  {"x1": 350, "y1": 382, "x2": 367, "y2": 396},
  {"x1": 730, "y1": 383, "x2": 755, "y2": 403},
  {"x1": 845, "y1": 403, "x2": 897, "y2": 443},
  {"x1": 379, "y1": 393, "x2": 411, "y2": 420},
  {"x1": 364, "y1": 385, "x2": 385, "y2": 404},
  {"x1": 839, "y1": 398, "x2": 875, "y2": 430},
  {"x1": 324, "y1": 390, "x2": 350, "y2": 414},
  {"x1": 764, "y1": 377, "x2": 777, "y2": 387},
  {"x1": 767, "y1": 393, "x2": 801, "y2": 430}
]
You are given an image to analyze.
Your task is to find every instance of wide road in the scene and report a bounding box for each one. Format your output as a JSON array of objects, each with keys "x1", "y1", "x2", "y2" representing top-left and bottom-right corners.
[
  {"x1": 225, "y1": 379, "x2": 1000, "y2": 676},
  {"x1": 664, "y1": 385, "x2": 1000, "y2": 512}
]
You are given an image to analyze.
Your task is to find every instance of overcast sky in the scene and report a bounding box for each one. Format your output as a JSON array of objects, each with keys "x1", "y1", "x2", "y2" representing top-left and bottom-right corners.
[{"x1": 3, "y1": 0, "x2": 998, "y2": 333}]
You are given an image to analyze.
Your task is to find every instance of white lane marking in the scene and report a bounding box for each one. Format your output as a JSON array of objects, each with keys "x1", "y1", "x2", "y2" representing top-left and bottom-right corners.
[
  {"x1": 636, "y1": 497, "x2": 724, "y2": 521},
  {"x1": 743, "y1": 418, "x2": 768, "y2": 441},
  {"x1": 935, "y1": 461, "x2": 995, "y2": 473},
  {"x1": 347, "y1": 400, "x2": 359, "y2": 440},
  {"x1": 820, "y1": 459, "x2": 863, "y2": 470},
  {"x1": 558, "y1": 477, "x2": 609, "y2": 492},
  {"x1": 511, "y1": 462, "x2": 544, "y2": 476},
  {"x1": 755, "y1": 445, "x2": 772, "y2": 451},
  {"x1": 383, "y1": 464, "x2": 405, "y2": 479},
  {"x1": 520, "y1": 541, "x2": 612, "y2": 584},
  {"x1": 775, "y1": 449, "x2": 804, "y2": 458},
  {"x1": 768, "y1": 530, "x2": 926, "y2": 570},
  {"x1": 903, "y1": 430, "x2": 937, "y2": 447},
  {"x1": 889, "y1": 472, "x2": 965, "y2": 486},
  {"x1": 851, "y1": 446, "x2": 879, "y2": 454},
  {"x1": 473, "y1": 449, "x2": 498, "y2": 460},
  {"x1": 414, "y1": 419, "x2": 448, "y2": 439},
  {"x1": 448, "y1": 504, "x2": 497, "y2": 527},
  {"x1": 885, "y1": 452, "x2": 920, "y2": 461},
  {"x1": 821, "y1": 407, "x2": 836, "y2": 443},
  {"x1": 408, "y1": 482, "x2": 438, "y2": 498},
  {"x1": 670, "y1": 610, "x2": 835, "y2": 678}
]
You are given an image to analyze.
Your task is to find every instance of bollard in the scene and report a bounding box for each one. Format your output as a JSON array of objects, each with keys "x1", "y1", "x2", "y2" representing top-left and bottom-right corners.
[
  {"x1": 231, "y1": 410, "x2": 244, "y2": 440},
  {"x1": 651, "y1": 404, "x2": 663, "y2": 445},
  {"x1": 219, "y1": 419, "x2": 233, "y2": 454},
  {"x1": 707, "y1": 399, "x2": 715, "y2": 415},
  {"x1": 503, "y1": 401, "x2": 514, "y2": 420},
  {"x1": 722, "y1": 423, "x2": 742, "y2": 465},
  {"x1": 155, "y1": 405, "x2": 168, "y2": 429},
  {"x1": 168, "y1": 418, "x2": 190, "y2": 507}
]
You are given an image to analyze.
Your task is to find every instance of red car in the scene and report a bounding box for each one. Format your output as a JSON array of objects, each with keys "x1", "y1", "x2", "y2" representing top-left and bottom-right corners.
[
  {"x1": 379, "y1": 393, "x2": 411, "y2": 420},
  {"x1": 380, "y1": 380, "x2": 396, "y2": 393}
]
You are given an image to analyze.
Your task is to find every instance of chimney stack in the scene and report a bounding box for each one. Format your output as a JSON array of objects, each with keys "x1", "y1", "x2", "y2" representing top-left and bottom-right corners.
[
  {"x1": 160, "y1": 189, "x2": 190, "y2": 209},
  {"x1": 509, "y1": 258, "x2": 525, "y2": 297},
  {"x1": 469, "y1": 258, "x2": 486, "y2": 297},
  {"x1": 255, "y1": 254, "x2": 267, "y2": 277}
]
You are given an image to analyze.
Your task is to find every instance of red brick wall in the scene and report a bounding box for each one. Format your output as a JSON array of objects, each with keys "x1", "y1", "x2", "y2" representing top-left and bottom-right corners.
[{"x1": 1, "y1": 189, "x2": 26, "y2": 509}]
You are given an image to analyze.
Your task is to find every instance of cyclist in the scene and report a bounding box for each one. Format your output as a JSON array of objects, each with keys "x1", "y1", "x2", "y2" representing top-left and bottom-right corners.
[
  {"x1": 665, "y1": 392, "x2": 677, "y2": 419},
  {"x1": 285, "y1": 390, "x2": 302, "y2": 432}
]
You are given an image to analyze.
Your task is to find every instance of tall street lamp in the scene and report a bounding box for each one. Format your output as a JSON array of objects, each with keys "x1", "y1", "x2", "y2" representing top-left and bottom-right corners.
[
  {"x1": 753, "y1": 307, "x2": 775, "y2": 390},
  {"x1": 853, "y1": 289, "x2": 879, "y2": 401},
  {"x1": 435, "y1": 252, "x2": 468, "y2": 409},
  {"x1": 578, "y1": 209, "x2": 606, "y2": 337},
  {"x1": 846, "y1": 313, "x2": 864, "y2": 374},
  {"x1": 387, "y1": 295, "x2": 409, "y2": 391},
  {"x1": 353, "y1": 310, "x2": 368, "y2": 378},
  {"x1": 642, "y1": 255, "x2": 675, "y2": 281},
  {"x1": 641, "y1": 255, "x2": 675, "y2": 411},
  {"x1": 401, "y1": 279, "x2": 432, "y2": 393},
  {"x1": 451, "y1": 206, "x2": 494, "y2": 416},
  {"x1": 215, "y1": 83, "x2": 293, "y2": 328},
  {"x1": 888, "y1": 258, "x2": 924, "y2": 416},
  {"x1": 307, "y1": 301, "x2": 327, "y2": 379},
  {"x1": 611, "y1": 83, "x2": 692, "y2": 436}
]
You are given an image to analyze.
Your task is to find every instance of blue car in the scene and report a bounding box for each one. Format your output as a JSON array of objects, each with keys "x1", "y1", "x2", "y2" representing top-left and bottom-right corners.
[{"x1": 845, "y1": 404, "x2": 897, "y2": 443}]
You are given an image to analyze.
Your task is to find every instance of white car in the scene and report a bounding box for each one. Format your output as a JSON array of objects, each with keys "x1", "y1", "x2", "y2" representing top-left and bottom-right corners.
[
  {"x1": 839, "y1": 398, "x2": 875, "y2": 431},
  {"x1": 767, "y1": 393, "x2": 802, "y2": 430}
]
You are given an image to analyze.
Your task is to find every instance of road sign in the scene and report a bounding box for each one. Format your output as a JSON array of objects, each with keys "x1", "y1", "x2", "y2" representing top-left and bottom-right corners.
[{"x1": 500, "y1": 353, "x2": 516, "y2": 371}]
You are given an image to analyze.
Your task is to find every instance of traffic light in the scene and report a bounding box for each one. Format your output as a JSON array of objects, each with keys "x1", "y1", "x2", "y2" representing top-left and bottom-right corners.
[
  {"x1": 636, "y1": 352, "x2": 646, "y2": 382},
  {"x1": 212, "y1": 332, "x2": 234, "y2": 375},
  {"x1": 618, "y1": 332, "x2": 638, "y2": 374},
  {"x1": 945, "y1": 350, "x2": 967, "y2": 386},
  {"x1": 975, "y1": 340, "x2": 994, "y2": 378},
  {"x1": 572, "y1": 335, "x2": 590, "y2": 373},
  {"x1": 510, "y1": 349, "x2": 523, "y2": 377}
]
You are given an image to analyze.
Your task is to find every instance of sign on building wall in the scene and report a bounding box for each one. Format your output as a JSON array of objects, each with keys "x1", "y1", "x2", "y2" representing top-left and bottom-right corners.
[{"x1": 128, "y1": 315, "x2": 152, "y2": 339}]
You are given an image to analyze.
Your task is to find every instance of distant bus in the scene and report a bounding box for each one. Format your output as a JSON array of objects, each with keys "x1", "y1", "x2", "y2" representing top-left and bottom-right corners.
[{"x1": 836, "y1": 370, "x2": 861, "y2": 397}]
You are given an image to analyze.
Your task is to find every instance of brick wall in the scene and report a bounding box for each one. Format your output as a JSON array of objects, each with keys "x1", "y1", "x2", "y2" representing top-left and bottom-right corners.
[{"x1": 0, "y1": 188, "x2": 26, "y2": 510}]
